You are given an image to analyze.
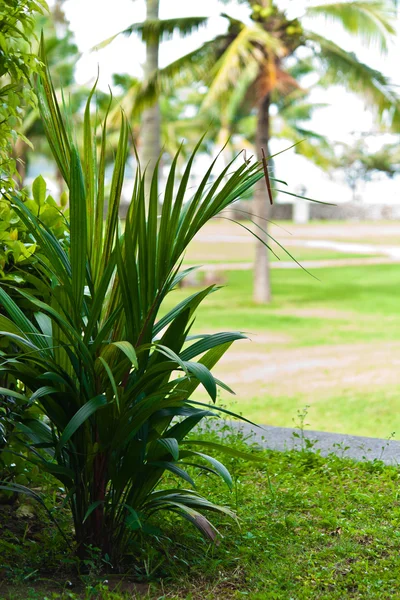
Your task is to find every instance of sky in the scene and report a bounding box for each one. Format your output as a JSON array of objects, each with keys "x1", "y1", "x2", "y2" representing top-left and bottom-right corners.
[{"x1": 59, "y1": 0, "x2": 400, "y2": 204}]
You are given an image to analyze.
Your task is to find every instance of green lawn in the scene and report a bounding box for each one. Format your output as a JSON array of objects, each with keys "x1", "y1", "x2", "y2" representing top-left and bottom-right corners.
[
  {"x1": 3, "y1": 427, "x2": 400, "y2": 600},
  {"x1": 168, "y1": 265, "x2": 400, "y2": 339},
  {"x1": 161, "y1": 264, "x2": 400, "y2": 438},
  {"x1": 2, "y1": 222, "x2": 400, "y2": 599}
]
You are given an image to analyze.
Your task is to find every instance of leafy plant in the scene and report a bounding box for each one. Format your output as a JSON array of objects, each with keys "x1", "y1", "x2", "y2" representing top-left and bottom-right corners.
[
  {"x1": 0, "y1": 0, "x2": 47, "y2": 187},
  {"x1": 0, "y1": 175, "x2": 68, "y2": 279},
  {"x1": 0, "y1": 174, "x2": 68, "y2": 490},
  {"x1": 0, "y1": 51, "x2": 268, "y2": 563}
]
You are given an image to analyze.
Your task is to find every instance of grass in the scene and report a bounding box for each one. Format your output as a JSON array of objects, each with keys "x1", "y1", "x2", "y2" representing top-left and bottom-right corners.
[
  {"x1": 170, "y1": 265, "x2": 400, "y2": 339},
  {"x1": 161, "y1": 264, "x2": 400, "y2": 438},
  {"x1": 2, "y1": 220, "x2": 399, "y2": 598},
  {"x1": 2, "y1": 425, "x2": 400, "y2": 599}
]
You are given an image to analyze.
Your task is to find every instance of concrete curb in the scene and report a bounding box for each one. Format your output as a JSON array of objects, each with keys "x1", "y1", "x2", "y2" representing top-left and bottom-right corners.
[{"x1": 227, "y1": 422, "x2": 400, "y2": 466}]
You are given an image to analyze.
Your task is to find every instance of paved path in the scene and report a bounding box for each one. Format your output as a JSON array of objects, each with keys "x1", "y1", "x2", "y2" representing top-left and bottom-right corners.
[
  {"x1": 195, "y1": 234, "x2": 400, "y2": 256},
  {"x1": 289, "y1": 239, "x2": 400, "y2": 259},
  {"x1": 188, "y1": 236, "x2": 400, "y2": 271},
  {"x1": 195, "y1": 234, "x2": 400, "y2": 259},
  {"x1": 188, "y1": 256, "x2": 400, "y2": 271},
  {"x1": 228, "y1": 422, "x2": 400, "y2": 465}
]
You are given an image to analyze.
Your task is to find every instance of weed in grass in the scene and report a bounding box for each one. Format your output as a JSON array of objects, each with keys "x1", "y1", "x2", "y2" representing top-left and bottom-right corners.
[{"x1": 291, "y1": 405, "x2": 319, "y2": 453}]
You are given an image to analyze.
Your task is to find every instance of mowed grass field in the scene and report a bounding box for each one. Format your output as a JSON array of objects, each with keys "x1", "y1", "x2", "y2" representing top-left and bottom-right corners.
[{"x1": 163, "y1": 220, "x2": 400, "y2": 439}]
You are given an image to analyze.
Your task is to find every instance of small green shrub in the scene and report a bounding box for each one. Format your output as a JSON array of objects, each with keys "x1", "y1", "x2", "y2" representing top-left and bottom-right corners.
[{"x1": 0, "y1": 51, "x2": 266, "y2": 563}]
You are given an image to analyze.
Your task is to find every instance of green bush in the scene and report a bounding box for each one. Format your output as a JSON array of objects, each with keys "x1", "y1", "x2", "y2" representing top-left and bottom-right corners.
[
  {"x1": 0, "y1": 176, "x2": 68, "y2": 279},
  {"x1": 0, "y1": 53, "x2": 266, "y2": 563},
  {"x1": 0, "y1": 0, "x2": 47, "y2": 187},
  {"x1": 0, "y1": 174, "x2": 68, "y2": 491}
]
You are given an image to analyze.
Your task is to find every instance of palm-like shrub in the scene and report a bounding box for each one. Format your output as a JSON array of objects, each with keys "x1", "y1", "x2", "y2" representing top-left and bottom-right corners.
[{"x1": 0, "y1": 56, "x2": 267, "y2": 562}]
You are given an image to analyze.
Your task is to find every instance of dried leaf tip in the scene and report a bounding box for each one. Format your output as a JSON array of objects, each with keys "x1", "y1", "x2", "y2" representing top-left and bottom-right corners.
[{"x1": 261, "y1": 148, "x2": 273, "y2": 205}]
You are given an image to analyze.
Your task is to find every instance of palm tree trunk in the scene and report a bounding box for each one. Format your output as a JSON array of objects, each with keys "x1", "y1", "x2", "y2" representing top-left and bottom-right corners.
[
  {"x1": 253, "y1": 93, "x2": 272, "y2": 304},
  {"x1": 140, "y1": 0, "x2": 161, "y2": 201}
]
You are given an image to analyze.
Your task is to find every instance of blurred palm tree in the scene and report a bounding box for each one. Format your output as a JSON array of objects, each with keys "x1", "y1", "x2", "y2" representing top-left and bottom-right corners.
[
  {"x1": 135, "y1": 0, "x2": 399, "y2": 302},
  {"x1": 206, "y1": 59, "x2": 334, "y2": 171},
  {"x1": 97, "y1": 0, "x2": 209, "y2": 196}
]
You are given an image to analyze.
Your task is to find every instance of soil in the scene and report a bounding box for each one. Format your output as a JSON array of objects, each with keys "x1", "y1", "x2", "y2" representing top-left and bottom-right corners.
[{"x1": 214, "y1": 339, "x2": 400, "y2": 398}]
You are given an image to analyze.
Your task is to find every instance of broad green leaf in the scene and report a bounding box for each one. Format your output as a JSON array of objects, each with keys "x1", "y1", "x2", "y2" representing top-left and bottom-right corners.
[
  {"x1": 32, "y1": 175, "x2": 47, "y2": 206},
  {"x1": 69, "y1": 145, "x2": 87, "y2": 316},
  {"x1": 125, "y1": 505, "x2": 142, "y2": 531},
  {"x1": 181, "y1": 331, "x2": 246, "y2": 361},
  {"x1": 111, "y1": 341, "x2": 138, "y2": 369},
  {"x1": 164, "y1": 411, "x2": 212, "y2": 442},
  {"x1": 184, "y1": 450, "x2": 233, "y2": 490},
  {"x1": 182, "y1": 439, "x2": 267, "y2": 463},
  {"x1": 29, "y1": 386, "x2": 58, "y2": 401},
  {"x1": 98, "y1": 357, "x2": 120, "y2": 412},
  {"x1": 151, "y1": 461, "x2": 196, "y2": 488},
  {"x1": 153, "y1": 285, "x2": 216, "y2": 337},
  {"x1": 184, "y1": 361, "x2": 217, "y2": 402},
  {"x1": 56, "y1": 395, "x2": 107, "y2": 454},
  {"x1": 0, "y1": 387, "x2": 28, "y2": 403},
  {"x1": 34, "y1": 312, "x2": 52, "y2": 347},
  {"x1": 157, "y1": 437, "x2": 179, "y2": 461},
  {"x1": 83, "y1": 501, "x2": 104, "y2": 524},
  {"x1": 0, "y1": 287, "x2": 49, "y2": 353}
]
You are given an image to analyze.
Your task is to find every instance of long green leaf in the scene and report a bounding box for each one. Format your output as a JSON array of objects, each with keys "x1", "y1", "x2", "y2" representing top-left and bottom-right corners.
[
  {"x1": 69, "y1": 145, "x2": 87, "y2": 317},
  {"x1": 56, "y1": 394, "x2": 107, "y2": 454},
  {"x1": 182, "y1": 439, "x2": 266, "y2": 463},
  {"x1": 112, "y1": 341, "x2": 138, "y2": 369}
]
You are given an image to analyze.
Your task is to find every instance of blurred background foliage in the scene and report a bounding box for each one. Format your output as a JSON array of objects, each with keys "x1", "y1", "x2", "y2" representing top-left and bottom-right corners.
[
  {"x1": 3, "y1": 0, "x2": 399, "y2": 196},
  {"x1": 0, "y1": 0, "x2": 400, "y2": 445}
]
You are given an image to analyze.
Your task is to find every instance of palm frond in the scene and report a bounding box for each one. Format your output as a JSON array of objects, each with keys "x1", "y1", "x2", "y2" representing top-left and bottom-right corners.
[
  {"x1": 123, "y1": 16, "x2": 209, "y2": 43},
  {"x1": 308, "y1": 31, "x2": 400, "y2": 130},
  {"x1": 216, "y1": 61, "x2": 259, "y2": 126},
  {"x1": 286, "y1": 57, "x2": 316, "y2": 80},
  {"x1": 131, "y1": 39, "x2": 222, "y2": 114},
  {"x1": 292, "y1": 126, "x2": 332, "y2": 144},
  {"x1": 108, "y1": 79, "x2": 141, "y2": 127},
  {"x1": 276, "y1": 124, "x2": 334, "y2": 169},
  {"x1": 278, "y1": 97, "x2": 329, "y2": 121},
  {"x1": 202, "y1": 24, "x2": 280, "y2": 111},
  {"x1": 93, "y1": 16, "x2": 208, "y2": 50},
  {"x1": 306, "y1": 1, "x2": 396, "y2": 52}
]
